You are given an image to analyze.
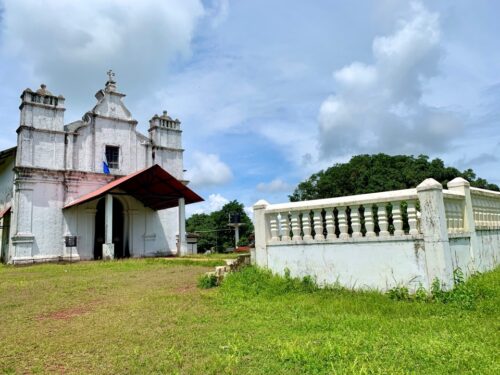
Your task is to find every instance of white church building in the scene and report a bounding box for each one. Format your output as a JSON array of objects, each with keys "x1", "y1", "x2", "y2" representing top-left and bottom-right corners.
[{"x1": 0, "y1": 73, "x2": 203, "y2": 264}]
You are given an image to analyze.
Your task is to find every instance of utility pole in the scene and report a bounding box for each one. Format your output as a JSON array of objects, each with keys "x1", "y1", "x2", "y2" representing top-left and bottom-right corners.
[{"x1": 228, "y1": 213, "x2": 245, "y2": 248}]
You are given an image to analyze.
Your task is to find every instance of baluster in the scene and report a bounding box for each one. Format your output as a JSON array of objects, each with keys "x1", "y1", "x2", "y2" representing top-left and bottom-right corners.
[
  {"x1": 485, "y1": 200, "x2": 491, "y2": 228},
  {"x1": 446, "y1": 201, "x2": 455, "y2": 233},
  {"x1": 454, "y1": 202, "x2": 461, "y2": 232},
  {"x1": 378, "y1": 204, "x2": 390, "y2": 237},
  {"x1": 455, "y1": 202, "x2": 461, "y2": 231},
  {"x1": 496, "y1": 201, "x2": 500, "y2": 228},
  {"x1": 364, "y1": 205, "x2": 376, "y2": 237},
  {"x1": 407, "y1": 200, "x2": 419, "y2": 235},
  {"x1": 456, "y1": 202, "x2": 464, "y2": 232},
  {"x1": 453, "y1": 203, "x2": 459, "y2": 232},
  {"x1": 313, "y1": 210, "x2": 324, "y2": 240},
  {"x1": 325, "y1": 210, "x2": 336, "y2": 240},
  {"x1": 337, "y1": 206, "x2": 349, "y2": 240},
  {"x1": 270, "y1": 215, "x2": 279, "y2": 242},
  {"x1": 302, "y1": 211, "x2": 313, "y2": 240},
  {"x1": 291, "y1": 212, "x2": 301, "y2": 240},
  {"x1": 495, "y1": 201, "x2": 500, "y2": 228},
  {"x1": 487, "y1": 199, "x2": 494, "y2": 229},
  {"x1": 479, "y1": 199, "x2": 486, "y2": 228},
  {"x1": 392, "y1": 201, "x2": 404, "y2": 236},
  {"x1": 448, "y1": 202, "x2": 454, "y2": 232},
  {"x1": 280, "y1": 212, "x2": 291, "y2": 241},
  {"x1": 350, "y1": 205, "x2": 361, "y2": 238}
]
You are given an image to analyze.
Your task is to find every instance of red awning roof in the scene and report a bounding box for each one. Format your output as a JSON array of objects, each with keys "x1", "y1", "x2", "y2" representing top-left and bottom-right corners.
[
  {"x1": 64, "y1": 164, "x2": 203, "y2": 210},
  {"x1": 0, "y1": 203, "x2": 11, "y2": 219}
]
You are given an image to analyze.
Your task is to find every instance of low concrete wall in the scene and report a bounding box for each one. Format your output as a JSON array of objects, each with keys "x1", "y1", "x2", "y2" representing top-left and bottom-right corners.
[
  {"x1": 449, "y1": 235, "x2": 473, "y2": 276},
  {"x1": 267, "y1": 237, "x2": 427, "y2": 290},
  {"x1": 476, "y1": 230, "x2": 500, "y2": 272}
]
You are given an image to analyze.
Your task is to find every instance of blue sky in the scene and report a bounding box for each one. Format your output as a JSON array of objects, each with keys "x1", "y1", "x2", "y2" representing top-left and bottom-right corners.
[{"x1": 0, "y1": 0, "x2": 499, "y2": 216}]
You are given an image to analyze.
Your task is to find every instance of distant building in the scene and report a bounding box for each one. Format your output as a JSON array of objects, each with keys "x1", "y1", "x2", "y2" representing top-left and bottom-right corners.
[{"x1": 0, "y1": 73, "x2": 203, "y2": 264}]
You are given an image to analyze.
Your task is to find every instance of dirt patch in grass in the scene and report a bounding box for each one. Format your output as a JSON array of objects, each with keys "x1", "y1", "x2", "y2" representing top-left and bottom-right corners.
[
  {"x1": 174, "y1": 284, "x2": 197, "y2": 293},
  {"x1": 45, "y1": 363, "x2": 67, "y2": 374},
  {"x1": 36, "y1": 300, "x2": 101, "y2": 321}
]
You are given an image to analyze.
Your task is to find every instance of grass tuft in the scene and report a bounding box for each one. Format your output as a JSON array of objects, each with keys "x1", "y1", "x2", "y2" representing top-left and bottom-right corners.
[
  {"x1": 198, "y1": 273, "x2": 218, "y2": 289},
  {"x1": 387, "y1": 268, "x2": 490, "y2": 309}
]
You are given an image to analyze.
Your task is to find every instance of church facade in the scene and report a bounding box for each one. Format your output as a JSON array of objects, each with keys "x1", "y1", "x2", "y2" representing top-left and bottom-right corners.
[{"x1": 0, "y1": 74, "x2": 203, "y2": 264}]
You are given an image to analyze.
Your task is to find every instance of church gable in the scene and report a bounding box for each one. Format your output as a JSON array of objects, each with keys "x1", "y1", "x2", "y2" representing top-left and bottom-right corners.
[{"x1": 92, "y1": 72, "x2": 135, "y2": 122}]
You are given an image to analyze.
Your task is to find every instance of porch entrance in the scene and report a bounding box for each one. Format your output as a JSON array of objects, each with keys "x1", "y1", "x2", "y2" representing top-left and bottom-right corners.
[{"x1": 94, "y1": 197, "x2": 128, "y2": 259}]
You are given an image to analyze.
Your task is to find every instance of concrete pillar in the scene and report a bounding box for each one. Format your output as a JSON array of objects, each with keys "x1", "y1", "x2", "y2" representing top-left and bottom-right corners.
[
  {"x1": 178, "y1": 197, "x2": 187, "y2": 256},
  {"x1": 253, "y1": 200, "x2": 269, "y2": 267},
  {"x1": 102, "y1": 194, "x2": 114, "y2": 260},
  {"x1": 235, "y1": 225, "x2": 240, "y2": 247},
  {"x1": 11, "y1": 180, "x2": 35, "y2": 261},
  {"x1": 447, "y1": 177, "x2": 478, "y2": 271},
  {"x1": 417, "y1": 178, "x2": 454, "y2": 289}
]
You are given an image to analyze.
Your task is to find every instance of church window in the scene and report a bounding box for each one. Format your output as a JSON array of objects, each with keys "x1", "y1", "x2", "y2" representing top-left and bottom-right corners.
[{"x1": 105, "y1": 146, "x2": 120, "y2": 169}]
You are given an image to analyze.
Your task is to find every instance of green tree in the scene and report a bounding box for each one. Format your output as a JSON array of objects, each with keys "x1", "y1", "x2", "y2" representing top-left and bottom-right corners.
[
  {"x1": 186, "y1": 200, "x2": 254, "y2": 252},
  {"x1": 185, "y1": 213, "x2": 217, "y2": 252},
  {"x1": 290, "y1": 154, "x2": 499, "y2": 201}
]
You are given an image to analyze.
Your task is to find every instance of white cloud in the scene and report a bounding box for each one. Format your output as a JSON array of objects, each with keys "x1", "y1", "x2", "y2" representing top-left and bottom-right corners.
[
  {"x1": 256, "y1": 178, "x2": 292, "y2": 193},
  {"x1": 1, "y1": 0, "x2": 205, "y2": 104},
  {"x1": 209, "y1": 0, "x2": 230, "y2": 28},
  {"x1": 318, "y1": 2, "x2": 463, "y2": 159},
  {"x1": 186, "y1": 193, "x2": 229, "y2": 216},
  {"x1": 186, "y1": 152, "x2": 233, "y2": 188}
]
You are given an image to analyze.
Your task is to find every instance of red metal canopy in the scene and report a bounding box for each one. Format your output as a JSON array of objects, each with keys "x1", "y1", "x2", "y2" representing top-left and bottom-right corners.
[
  {"x1": 0, "y1": 203, "x2": 11, "y2": 219},
  {"x1": 64, "y1": 164, "x2": 203, "y2": 210}
]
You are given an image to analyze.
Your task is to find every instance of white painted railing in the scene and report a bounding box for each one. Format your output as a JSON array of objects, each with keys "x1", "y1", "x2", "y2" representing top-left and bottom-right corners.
[
  {"x1": 259, "y1": 179, "x2": 500, "y2": 245},
  {"x1": 263, "y1": 189, "x2": 421, "y2": 244},
  {"x1": 443, "y1": 191, "x2": 466, "y2": 233},
  {"x1": 470, "y1": 187, "x2": 500, "y2": 229}
]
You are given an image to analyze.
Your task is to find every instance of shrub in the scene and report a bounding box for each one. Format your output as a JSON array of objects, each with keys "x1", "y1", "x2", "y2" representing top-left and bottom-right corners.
[
  {"x1": 198, "y1": 273, "x2": 218, "y2": 289},
  {"x1": 220, "y1": 266, "x2": 323, "y2": 298},
  {"x1": 387, "y1": 285, "x2": 410, "y2": 301},
  {"x1": 387, "y1": 268, "x2": 482, "y2": 309}
]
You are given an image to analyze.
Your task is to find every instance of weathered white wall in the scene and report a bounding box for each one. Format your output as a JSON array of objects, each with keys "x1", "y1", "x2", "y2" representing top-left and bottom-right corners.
[
  {"x1": 155, "y1": 148, "x2": 184, "y2": 179},
  {"x1": 33, "y1": 131, "x2": 66, "y2": 170},
  {"x1": 267, "y1": 238, "x2": 427, "y2": 290},
  {"x1": 448, "y1": 235, "x2": 473, "y2": 276},
  {"x1": 0, "y1": 154, "x2": 15, "y2": 207},
  {"x1": 475, "y1": 230, "x2": 500, "y2": 272}
]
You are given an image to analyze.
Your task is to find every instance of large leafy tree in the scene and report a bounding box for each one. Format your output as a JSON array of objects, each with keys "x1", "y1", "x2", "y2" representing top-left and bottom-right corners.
[
  {"x1": 186, "y1": 200, "x2": 254, "y2": 252},
  {"x1": 290, "y1": 154, "x2": 499, "y2": 201}
]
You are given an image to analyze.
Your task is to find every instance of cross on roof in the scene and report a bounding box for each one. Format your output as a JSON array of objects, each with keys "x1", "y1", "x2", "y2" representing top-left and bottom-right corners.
[{"x1": 107, "y1": 69, "x2": 115, "y2": 82}]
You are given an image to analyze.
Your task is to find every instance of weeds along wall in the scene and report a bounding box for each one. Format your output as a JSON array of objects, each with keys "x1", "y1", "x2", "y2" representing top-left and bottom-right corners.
[{"x1": 252, "y1": 177, "x2": 500, "y2": 291}]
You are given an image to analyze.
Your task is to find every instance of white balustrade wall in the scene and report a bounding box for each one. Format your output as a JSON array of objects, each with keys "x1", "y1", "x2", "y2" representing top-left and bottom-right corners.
[
  {"x1": 470, "y1": 188, "x2": 500, "y2": 230},
  {"x1": 253, "y1": 177, "x2": 500, "y2": 291},
  {"x1": 265, "y1": 189, "x2": 420, "y2": 244}
]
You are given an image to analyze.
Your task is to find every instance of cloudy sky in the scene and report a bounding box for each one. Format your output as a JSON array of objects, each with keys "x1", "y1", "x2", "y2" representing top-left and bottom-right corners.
[{"x1": 0, "y1": 0, "x2": 499, "y2": 215}]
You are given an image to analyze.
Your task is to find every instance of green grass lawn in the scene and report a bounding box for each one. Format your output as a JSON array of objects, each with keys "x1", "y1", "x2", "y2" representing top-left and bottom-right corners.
[{"x1": 0, "y1": 259, "x2": 498, "y2": 374}]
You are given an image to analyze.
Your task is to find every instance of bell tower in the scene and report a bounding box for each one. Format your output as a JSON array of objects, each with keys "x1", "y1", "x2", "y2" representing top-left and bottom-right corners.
[
  {"x1": 16, "y1": 84, "x2": 66, "y2": 168},
  {"x1": 148, "y1": 111, "x2": 184, "y2": 179}
]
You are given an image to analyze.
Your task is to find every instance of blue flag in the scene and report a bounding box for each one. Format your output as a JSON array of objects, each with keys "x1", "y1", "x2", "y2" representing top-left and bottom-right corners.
[{"x1": 103, "y1": 153, "x2": 110, "y2": 174}]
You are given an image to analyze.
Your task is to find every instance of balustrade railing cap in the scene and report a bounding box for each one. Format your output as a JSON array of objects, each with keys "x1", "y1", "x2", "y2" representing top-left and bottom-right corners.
[
  {"x1": 447, "y1": 177, "x2": 470, "y2": 188},
  {"x1": 253, "y1": 199, "x2": 269, "y2": 209},
  {"x1": 416, "y1": 178, "x2": 442, "y2": 192}
]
